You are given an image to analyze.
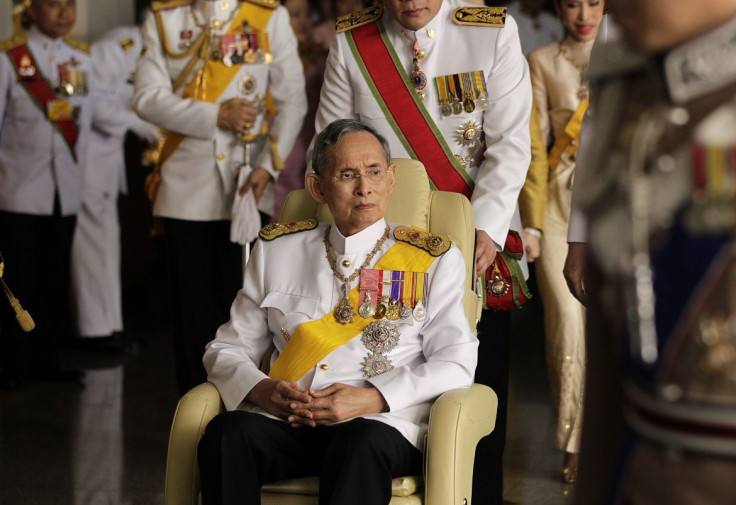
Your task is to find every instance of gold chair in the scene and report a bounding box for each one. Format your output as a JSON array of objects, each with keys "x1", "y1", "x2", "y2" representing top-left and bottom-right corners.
[{"x1": 164, "y1": 159, "x2": 497, "y2": 505}]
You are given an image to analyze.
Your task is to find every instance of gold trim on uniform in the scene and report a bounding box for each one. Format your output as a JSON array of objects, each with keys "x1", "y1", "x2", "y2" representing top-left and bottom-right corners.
[
  {"x1": 452, "y1": 6, "x2": 507, "y2": 27},
  {"x1": 393, "y1": 226, "x2": 451, "y2": 257},
  {"x1": 245, "y1": 0, "x2": 279, "y2": 9},
  {"x1": 0, "y1": 33, "x2": 29, "y2": 52},
  {"x1": 335, "y1": 4, "x2": 383, "y2": 34},
  {"x1": 258, "y1": 218, "x2": 318, "y2": 241},
  {"x1": 119, "y1": 37, "x2": 135, "y2": 52},
  {"x1": 63, "y1": 36, "x2": 90, "y2": 54}
]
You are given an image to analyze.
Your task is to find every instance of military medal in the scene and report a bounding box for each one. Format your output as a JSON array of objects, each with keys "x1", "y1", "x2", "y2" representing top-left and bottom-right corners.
[
  {"x1": 179, "y1": 29, "x2": 194, "y2": 49},
  {"x1": 58, "y1": 64, "x2": 74, "y2": 96},
  {"x1": 436, "y1": 76, "x2": 453, "y2": 117},
  {"x1": 399, "y1": 300, "x2": 413, "y2": 320},
  {"x1": 334, "y1": 283, "x2": 355, "y2": 325},
  {"x1": 472, "y1": 70, "x2": 489, "y2": 111},
  {"x1": 386, "y1": 299, "x2": 401, "y2": 321},
  {"x1": 238, "y1": 74, "x2": 256, "y2": 95},
  {"x1": 486, "y1": 262, "x2": 509, "y2": 297},
  {"x1": 359, "y1": 290, "x2": 376, "y2": 318},
  {"x1": 19, "y1": 55, "x2": 35, "y2": 78},
  {"x1": 324, "y1": 225, "x2": 390, "y2": 326},
  {"x1": 447, "y1": 76, "x2": 464, "y2": 115},
  {"x1": 361, "y1": 352, "x2": 394, "y2": 378},
  {"x1": 440, "y1": 100, "x2": 452, "y2": 117},
  {"x1": 413, "y1": 299, "x2": 427, "y2": 322},
  {"x1": 457, "y1": 120, "x2": 481, "y2": 147},
  {"x1": 374, "y1": 295, "x2": 389, "y2": 319}
]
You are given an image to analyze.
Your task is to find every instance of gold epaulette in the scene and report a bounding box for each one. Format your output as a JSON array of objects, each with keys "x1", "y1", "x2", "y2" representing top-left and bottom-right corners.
[
  {"x1": 259, "y1": 218, "x2": 318, "y2": 241},
  {"x1": 452, "y1": 6, "x2": 506, "y2": 27},
  {"x1": 335, "y1": 4, "x2": 383, "y2": 34},
  {"x1": 63, "y1": 36, "x2": 90, "y2": 54},
  {"x1": 151, "y1": 0, "x2": 193, "y2": 12},
  {"x1": 394, "y1": 226, "x2": 451, "y2": 257},
  {"x1": 246, "y1": 0, "x2": 279, "y2": 9},
  {"x1": 119, "y1": 37, "x2": 135, "y2": 52},
  {"x1": 0, "y1": 33, "x2": 28, "y2": 52}
]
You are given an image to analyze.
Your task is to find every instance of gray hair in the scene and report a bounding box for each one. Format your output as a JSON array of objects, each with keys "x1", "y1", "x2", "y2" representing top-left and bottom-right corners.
[{"x1": 311, "y1": 119, "x2": 391, "y2": 175}]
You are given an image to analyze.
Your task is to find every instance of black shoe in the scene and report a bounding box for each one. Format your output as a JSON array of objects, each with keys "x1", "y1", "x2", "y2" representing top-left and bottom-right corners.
[{"x1": 71, "y1": 335, "x2": 126, "y2": 353}]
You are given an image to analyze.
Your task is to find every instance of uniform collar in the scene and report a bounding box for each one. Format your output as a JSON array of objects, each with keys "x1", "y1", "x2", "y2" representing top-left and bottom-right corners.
[
  {"x1": 385, "y1": 0, "x2": 448, "y2": 50},
  {"x1": 664, "y1": 15, "x2": 736, "y2": 104},
  {"x1": 28, "y1": 25, "x2": 64, "y2": 49},
  {"x1": 328, "y1": 218, "x2": 389, "y2": 255}
]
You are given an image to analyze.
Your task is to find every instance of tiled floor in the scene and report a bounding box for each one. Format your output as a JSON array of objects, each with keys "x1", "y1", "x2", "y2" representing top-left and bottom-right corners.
[{"x1": 0, "y1": 262, "x2": 575, "y2": 505}]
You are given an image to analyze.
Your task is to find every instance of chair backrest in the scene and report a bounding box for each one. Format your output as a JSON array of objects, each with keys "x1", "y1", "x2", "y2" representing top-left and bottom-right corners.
[{"x1": 278, "y1": 158, "x2": 481, "y2": 325}]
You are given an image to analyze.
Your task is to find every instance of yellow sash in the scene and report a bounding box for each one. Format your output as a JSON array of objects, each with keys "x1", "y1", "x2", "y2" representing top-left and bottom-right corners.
[
  {"x1": 157, "y1": 2, "x2": 274, "y2": 169},
  {"x1": 268, "y1": 241, "x2": 440, "y2": 382},
  {"x1": 547, "y1": 98, "x2": 589, "y2": 167}
]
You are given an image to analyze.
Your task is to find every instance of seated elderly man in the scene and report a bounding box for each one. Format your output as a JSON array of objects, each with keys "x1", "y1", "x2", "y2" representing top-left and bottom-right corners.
[{"x1": 197, "y1": 118, "x2": 478, "y2": 505}]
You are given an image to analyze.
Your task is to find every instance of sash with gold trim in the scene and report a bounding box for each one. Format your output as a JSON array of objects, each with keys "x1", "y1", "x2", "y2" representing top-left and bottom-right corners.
[
  {"x1": 156, "y1": 2, "x2": 275, "y2": 170},
  {"x1": 547, "y1": 98, "x2": 589, "y2": 167},
  {"x1": 6, "y1": 44, "x2": 80, "y2": 162},
  {"x1": 346, "y1": 21, "x2": 475, "y2": 198},
  {"x1": 268, "y1": 240, "x2": 439, "y2": 382}
]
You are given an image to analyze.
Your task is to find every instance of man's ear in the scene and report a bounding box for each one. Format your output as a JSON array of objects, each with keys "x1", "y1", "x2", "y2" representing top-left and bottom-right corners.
[
  {"x1": 306, "y1": 173, "x2": 327, "y2": 205},
  {"x1": 387, "y1": 163, "x2": 397, "y2": 194}
]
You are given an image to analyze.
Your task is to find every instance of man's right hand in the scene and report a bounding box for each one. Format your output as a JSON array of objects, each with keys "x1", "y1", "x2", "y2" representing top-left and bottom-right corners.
[
  {"x1": 246, "y1": 378, "x2": 314, "y2": 422},
  {"x1": 217, "y1": 98, "x2": 259, "y2": 135},
  {"x1": 564, "y1": 242, "x2": 587, "y2": 305}
]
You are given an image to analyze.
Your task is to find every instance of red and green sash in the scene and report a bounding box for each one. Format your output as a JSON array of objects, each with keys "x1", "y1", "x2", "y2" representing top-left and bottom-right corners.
[
  {"x1": 6, "y1": 44, "x2": 79, "y2": 162},
  {"x1": 346, "y1": 21, "x2": 475, "y2": 198}
]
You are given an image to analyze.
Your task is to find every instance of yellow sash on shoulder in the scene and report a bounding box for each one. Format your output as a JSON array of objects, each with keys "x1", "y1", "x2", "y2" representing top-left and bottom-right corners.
[
  {"x1": 547, "y1": 98, "x2": 589, "y2": 168},
  {"x1": 268, "y1": 241, "x2": 440, "y2": 382},
  {"x1": 157, "y1": 2, "x2": 274, "y2": 168}
]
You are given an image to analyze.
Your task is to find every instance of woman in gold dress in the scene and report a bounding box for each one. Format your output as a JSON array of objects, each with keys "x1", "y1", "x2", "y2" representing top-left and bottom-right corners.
[{"x1": 526, "y1": 0, "x2": 605, "y2": 484}]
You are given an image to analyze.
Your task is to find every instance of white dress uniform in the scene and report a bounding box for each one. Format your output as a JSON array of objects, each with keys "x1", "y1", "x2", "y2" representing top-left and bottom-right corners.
[
  {"x1": 70, "y1": 27, "x2": 159, "y2": 338},
  {"x1": 506, "y1": 1, "x2": 564, "y2": 56},
  {"x1": 134, "y1": 0, "x2": 307, "y2": 219},
  {"x1": 0, "y1": 26, "x2": 93, "y2": 216},
  {"x1": 315, "y1": 0, "x2": 532, "y2": 265},
  {"x1": 204, "y1": 218, "x2": 478, "y2": 448}
]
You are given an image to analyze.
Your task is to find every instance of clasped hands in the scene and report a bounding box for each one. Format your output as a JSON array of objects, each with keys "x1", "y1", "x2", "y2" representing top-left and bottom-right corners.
[{"x1": 247, "y1": 378, "x2": 387, "y2": 428}]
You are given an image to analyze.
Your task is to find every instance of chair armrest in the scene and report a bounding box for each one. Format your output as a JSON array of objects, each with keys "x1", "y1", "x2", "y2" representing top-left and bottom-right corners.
[
  {"x1": 424, "y1": 384, "x2": 497, "y2": 505},
  {"x1": 165, "y1": 382, "x2": 224, "y2": 505}
]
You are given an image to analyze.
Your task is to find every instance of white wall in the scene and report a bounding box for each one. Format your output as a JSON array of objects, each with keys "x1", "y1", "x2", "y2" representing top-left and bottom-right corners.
[{"x1": 0, "y1": 0, "x2": 135, "y2": 42}]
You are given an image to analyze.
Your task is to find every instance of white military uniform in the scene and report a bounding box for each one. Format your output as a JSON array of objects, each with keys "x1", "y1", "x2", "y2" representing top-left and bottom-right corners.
[
  {"x1": 204, "y1": 218, "x2": 478, "y2": 448},
  {"x1": 0, "y1": 26, "x2": 93, "y2": 216},
  {"x1": 134, "y1": 0, "x2": 307, "y2": 219},
  {"x1": 506, "y1": 1, "x2": 564, "y2": 55},
  {"x1": 70, "y1": 27, "x2": 159, "y2": 338},
  {"x1": 315, "y1": 0, "x2": 532, "y2": 266}
]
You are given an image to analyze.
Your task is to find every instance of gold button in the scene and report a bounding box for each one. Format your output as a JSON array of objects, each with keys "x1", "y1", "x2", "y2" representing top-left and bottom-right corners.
[
  {"x1": 212, "y1": 19, "x2": 221, "y2": 28},
  {"x1": 426, "y1": 28, "x2": 435, "y2": 38},
  {"x1": 49, "y1": 56, "x2": 55, "y2": 62},
  {"x1": 416, "y1": 50, "x2": 425, "y2": 60},
  {"x1": 418, "y1": 91, "x2": 426, "y2": 101},
  {"x1": 341, "y1": 259, "x2": 351, "y2": 268},
  {"x1": 319, "y1": 364, "x2": 329, "y2": 371},
  {"x1": 52, "y1": 151, "x2": 58, "y2": 158},
  {"x1": 217, "y1": 153, "x2": 225, "y2": 161}
]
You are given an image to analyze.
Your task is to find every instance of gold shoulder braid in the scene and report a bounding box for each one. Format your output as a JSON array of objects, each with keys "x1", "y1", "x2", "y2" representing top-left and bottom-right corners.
[
  {"x1": 0, "y1": 33, "x2": 28, "y2": 52},
  {"x1": 259, "y1": 218, "x2": 318, "y2": 241},
  {"x1": 452, "y1": 6, "x2": 506, "y2": 28},
  {"x1": 63, "y1": 36, "x2": 91, "y2": 54},
  {"x1": 335, "y1": 4, "x2": 383, "y2": 34},
  {"x1": 394, "y1": 226, "x2": 451, "y2": 256}
]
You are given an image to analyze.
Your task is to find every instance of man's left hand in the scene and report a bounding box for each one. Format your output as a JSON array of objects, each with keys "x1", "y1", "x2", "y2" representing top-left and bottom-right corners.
[
  {"x1": 238, "y1": 167, "x2": 272, "y2": 202},
  {"x1": 475, "y1": 230, "x2": 498, "y2": 277},
  {"x1": 288, "y1": 383, "x2": 386, "y2": 427}
]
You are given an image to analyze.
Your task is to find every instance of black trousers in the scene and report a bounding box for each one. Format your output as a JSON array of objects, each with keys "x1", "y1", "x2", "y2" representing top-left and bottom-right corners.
[
  {"x1": 198, "y1": 412, "x2": 422, "y2": 505},
  {"x1": 473, "y1": 309, "x2": 511, "y2": 505},
  {"x1": 161, "y1": 218, "x2": 243, "y2": 396},
  {"x1": 0, "y1": 208, "x2": 76, "y2": 378}
]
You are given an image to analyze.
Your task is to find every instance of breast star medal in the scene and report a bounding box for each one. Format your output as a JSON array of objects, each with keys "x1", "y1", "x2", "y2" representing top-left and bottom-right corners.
[
  {"x1": 360, "y1": 319, "x2": 400, "y2": 377},
  {"x1": 456, "y1": 120, "x2": 482, "y2": 147}
]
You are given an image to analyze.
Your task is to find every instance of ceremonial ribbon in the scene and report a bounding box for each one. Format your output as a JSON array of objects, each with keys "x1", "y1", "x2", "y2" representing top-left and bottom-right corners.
[
  {"x1": 6, "y1": 44, "x2": 80, "y2": 162},
  {"x1": 547, "y1": 98, "x2": 589, "y2": 168},
  {"x1": 268, "y1": 239, "x2": 438, "y2": 382},
  {"x1": 346, "y1": 21, "x2": 475, "y2": 198}
]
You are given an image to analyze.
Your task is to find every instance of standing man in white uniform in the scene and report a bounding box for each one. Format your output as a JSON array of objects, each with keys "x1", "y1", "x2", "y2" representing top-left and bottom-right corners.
[
  {"x1": 314, "y1": 1, "x2": 531, "y2": 503},
  {"x1": 70, "y1": 26, "x2": 160, "y2": 352},
  {"x1": 198, "y1": 118, "x2": 478, "y2": 505},
  {"x1": 134, "y1": 0, "x2": 306, "y2": 396},
  {"x1": 0, "y1": 0, "x2": 93, "y2": 386}
]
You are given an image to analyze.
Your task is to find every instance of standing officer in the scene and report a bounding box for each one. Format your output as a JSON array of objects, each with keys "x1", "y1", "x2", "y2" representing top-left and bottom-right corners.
[
  {"x1": 70, "y1": 25, "x2": 160, "y2": 352},
  {"x1": 314, "y1": 1, "x2": 531, "y2": 503},
  {"x1": 0, "y1": 0, "x2": 93, "y2": 385},
  {"x1": 134, "y1": 0, "x2": 306, "y2": 397},
  {"x1": 573, "y1": 0, "x2": 736, "y2": 503}
]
